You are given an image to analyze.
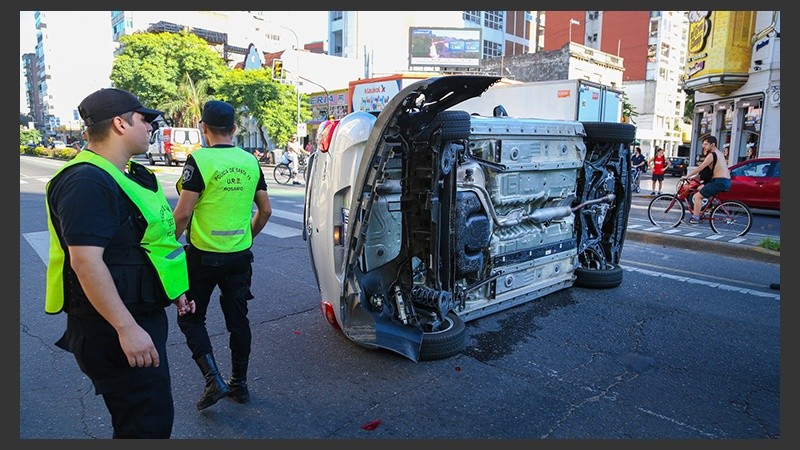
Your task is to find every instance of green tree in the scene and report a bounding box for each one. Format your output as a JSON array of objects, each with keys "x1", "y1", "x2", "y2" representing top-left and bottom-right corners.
[
  {"x1": 160, "y1": 73, "x2": 213, "y2": 128},
  {"x1": 217, "y1": 68, "x2": 310, "y2": 149},
  {"x1": 110, "y1": 31, "x2": 227, "y2": 113},
  {"x1": 621, "y1": 92, "x2": 639, "y2": 125},
  {"x1": 20, "y1": 126, "x2": 41, "y2": 146},
  {"x1": 683, "y1": 90, "x2": 695, "y2": 121}
]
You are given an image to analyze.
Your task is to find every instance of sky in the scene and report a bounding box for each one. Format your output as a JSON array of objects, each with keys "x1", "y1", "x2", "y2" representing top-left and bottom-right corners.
[{"x1": 19, "y1": 11, "x2": 329, "y2": 113}]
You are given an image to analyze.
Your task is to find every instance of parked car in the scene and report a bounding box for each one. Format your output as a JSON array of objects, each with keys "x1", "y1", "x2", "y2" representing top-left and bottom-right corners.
[
  {"x1": 50, "y1": 140, "x2": 67, "y2": 149},
  {"x1": 716, "y1": 157, "x2": 780, "y2": 210},
  {"x1": 665, "y1": 156, "x2": 689, "y2": 177},
  {"x1": 303, "y1": 75, "x2": 636, "y2": 362}
]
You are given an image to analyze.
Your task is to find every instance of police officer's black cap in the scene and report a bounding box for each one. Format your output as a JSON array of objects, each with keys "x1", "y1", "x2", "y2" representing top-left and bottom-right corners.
[
  {"x1": 78, "y1": 88, "x2": 163, "y2": 126},
  {"x1": 200, "y1": 100, "x2": 235, "y2": 127}
]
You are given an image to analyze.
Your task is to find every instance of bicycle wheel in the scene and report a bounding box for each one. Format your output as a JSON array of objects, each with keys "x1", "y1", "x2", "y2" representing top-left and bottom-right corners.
[
  {"x1": 710, "y1": 200, "x2": 752, "y2": 237},
  {"x1": 273, "y1": 163, "x2": 292, "y2": 185},
  {"x1": 648, "y1": 194, "x2": 684, "y2": 228}
]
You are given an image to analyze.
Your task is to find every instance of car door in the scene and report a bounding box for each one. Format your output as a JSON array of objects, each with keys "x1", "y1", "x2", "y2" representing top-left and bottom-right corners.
[{"x1": 728, "y1": 159, "x2": 780, "y2": 209}]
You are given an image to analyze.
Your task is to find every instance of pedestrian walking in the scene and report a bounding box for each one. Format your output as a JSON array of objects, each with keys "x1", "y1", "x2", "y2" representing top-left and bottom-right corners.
[
  {"x1": 172, "y1": 100, "x2": 272, "y2": 410},
  {"x1": 44, "y1": 87, "x2": 195, "y2": 438}
]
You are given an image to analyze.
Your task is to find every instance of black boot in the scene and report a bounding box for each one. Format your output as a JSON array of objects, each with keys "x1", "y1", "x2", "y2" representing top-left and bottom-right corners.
[
  {"x1": 194, "y1": 353, "x2": 230, "y2": 410},
  {"x1": 227, "y1": 360, "x2": 250, "y2": 403}
]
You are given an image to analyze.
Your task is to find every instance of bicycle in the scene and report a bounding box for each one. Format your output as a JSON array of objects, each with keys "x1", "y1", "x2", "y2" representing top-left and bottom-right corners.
[
  {"x1": 647, "y1": 177, "x2": 752, "y2": 237},
  {"x1": 273, "y1": 153, "x2": 308, "y2": 185},
  {"x1": 631, "y1": 167, "x2": 642, "y2": 193}
]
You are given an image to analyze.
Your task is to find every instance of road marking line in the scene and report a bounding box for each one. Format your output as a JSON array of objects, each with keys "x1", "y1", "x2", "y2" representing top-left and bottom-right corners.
[
  {"x1": 260, "y1": 222, "x2": 302, "y2": 238},
  {"x1": 622, "y1": 265, "x2": 779, "y2": 300}
]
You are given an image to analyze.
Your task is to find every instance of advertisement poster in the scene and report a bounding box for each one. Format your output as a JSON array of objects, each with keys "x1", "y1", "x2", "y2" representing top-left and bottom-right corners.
[
  {"x1": 351, "y1": 80, "x2": 402, "y2": 113},
  {"x1": 408, "y1": 27, "x2": 481, "y2": 68}
]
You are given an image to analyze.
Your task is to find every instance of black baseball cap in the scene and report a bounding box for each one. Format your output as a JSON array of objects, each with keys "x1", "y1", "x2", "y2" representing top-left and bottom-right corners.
[
  {"x1": 200, "y1": 100, "x2": 235, "y2": 127},
  {"x1": 78, "y1": 88, "x2": 162, "y2": 126}
]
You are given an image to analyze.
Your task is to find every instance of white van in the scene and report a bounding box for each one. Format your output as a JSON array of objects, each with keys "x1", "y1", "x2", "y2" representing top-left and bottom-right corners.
[{"x1": 147, "y1": 127, "x2": 202, "y2": 166}]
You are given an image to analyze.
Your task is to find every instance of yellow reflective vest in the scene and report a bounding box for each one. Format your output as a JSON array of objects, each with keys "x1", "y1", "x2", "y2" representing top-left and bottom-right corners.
[
  {"x1": 45, "y1": 151, "x2": 189, "y2": 314},
  {"x1": 184, "y1": 147, "x2": 261, "y2": 253}
]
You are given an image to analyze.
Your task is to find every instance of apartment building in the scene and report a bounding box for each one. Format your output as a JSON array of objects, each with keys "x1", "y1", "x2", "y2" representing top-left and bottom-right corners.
[
  {"x1": 27, "y1": 11, "x2": 115, "y2": 138},
  {"x1": 327, "y1": 10, "x2": 533, "y2": 76},
  {"x1": 543, "y1": 11, "x2": 689, "y2": 159}
]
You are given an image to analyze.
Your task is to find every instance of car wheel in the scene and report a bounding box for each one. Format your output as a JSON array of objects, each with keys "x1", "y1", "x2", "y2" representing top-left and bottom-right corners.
[
  {"x1": 147, "y1": 153, "x2": 155, "y2": 166},
  {"x1": 574, "y1": 263, "x2": 623, "y2": 289},
  {"x1": 419, "y1": 312, "x2": 466, "y2": 361},
  {"x1": 580, "y1": 122, "x2": 637, "y2": 144},
  {"x1": 424, "y1": 110, "x2": 472, "y2": 141}
]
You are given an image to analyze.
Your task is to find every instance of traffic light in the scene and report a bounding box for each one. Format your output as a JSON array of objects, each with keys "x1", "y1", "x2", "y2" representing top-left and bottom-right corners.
[{"x1": 272, "y1": 59, "x2": 284, "y2": 81}]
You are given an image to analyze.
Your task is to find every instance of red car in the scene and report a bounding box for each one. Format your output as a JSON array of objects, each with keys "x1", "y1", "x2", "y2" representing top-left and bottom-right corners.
[{"x1": 716, "y1": 157, "x2": 780, "y2": 210}]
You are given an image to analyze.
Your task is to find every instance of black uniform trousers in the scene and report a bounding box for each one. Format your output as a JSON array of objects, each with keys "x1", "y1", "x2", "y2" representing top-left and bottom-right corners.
[
  {"x1": 56, "y1": 309, "x2": 173, "y2": 439},
  {"x1": 177, "y1": 246, "x2": 254, "y2": 362}
]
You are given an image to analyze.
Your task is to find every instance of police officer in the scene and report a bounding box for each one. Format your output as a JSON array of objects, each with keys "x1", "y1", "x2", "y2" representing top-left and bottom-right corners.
[
  {"x1": 173, "y1": 100, "x2": 272, "y2": 410},
  {"x1": 45, "y1": 88, "x2": 195, "y2": 438}
]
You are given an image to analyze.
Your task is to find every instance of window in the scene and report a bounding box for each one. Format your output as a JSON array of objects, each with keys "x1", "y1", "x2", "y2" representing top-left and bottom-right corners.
[
  {"x1": 331, "y1": 11, "x2": 342, "y2": 21},
  {"x1": 463, "y1": 11, "x2": 480, "y2": 24},
  {"x1": 483, "y1": 40, "x2": 502, "y2": 58},
  {"x1": 484, "y1": 11, "x2": 503, "y2": 30}
]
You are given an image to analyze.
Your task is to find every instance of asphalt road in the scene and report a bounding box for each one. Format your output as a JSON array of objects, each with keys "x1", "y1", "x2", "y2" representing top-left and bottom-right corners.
[{"x1": 19, "y1": 156, "x2": 782, "y2": 440}]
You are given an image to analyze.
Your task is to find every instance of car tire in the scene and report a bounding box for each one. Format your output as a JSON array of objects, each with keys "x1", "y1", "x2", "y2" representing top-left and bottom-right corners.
[
  {"x1": 147, "y1": 153, "x2": 155, "y2": 166},
  {"x1": 426, "y1": 110, "x2": 472, "y2": 141},
  {"x1": 419, "y1": 311, "x2": 466, "y2": 361},
  {"x1": 581, "y1": 122, "x2": 637, "y2": 144},
  {"x1": 574, "y1": 263, "x2": 623, "y2": 289}
]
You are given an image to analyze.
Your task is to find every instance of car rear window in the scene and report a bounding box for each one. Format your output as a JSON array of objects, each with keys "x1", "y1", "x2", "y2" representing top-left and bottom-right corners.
[{"x1": 174, "y1": 129, "x2": 201, "y2": 144}]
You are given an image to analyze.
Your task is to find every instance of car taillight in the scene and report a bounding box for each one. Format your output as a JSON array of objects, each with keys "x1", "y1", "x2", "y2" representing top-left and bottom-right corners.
[
  {"x1": 319, "y1": 120, "x2": 340, "y2": 153},
  {"x1": 321, "y1": 301, "x2": 341, "y2": 330},
  {"x1": 333, "y1": 225, "x2": 343, "y2": 245},
  {"x1": 164, "y1": 140, "x2": 172, "y2": 154}
]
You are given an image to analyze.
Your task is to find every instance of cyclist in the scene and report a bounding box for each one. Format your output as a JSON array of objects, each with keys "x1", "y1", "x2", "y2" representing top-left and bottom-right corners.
[
  {"x1": 683, "y1": 135, "x2": 731, "y2": 224},
  {"x1": 286, "y1": 135, "x2": 308, "y2": 185}
]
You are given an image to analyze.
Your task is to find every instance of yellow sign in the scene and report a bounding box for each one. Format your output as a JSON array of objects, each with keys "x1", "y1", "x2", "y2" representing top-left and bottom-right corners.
[{"x1": 684, "y1": 11, "x2": 756, "y2": 95}]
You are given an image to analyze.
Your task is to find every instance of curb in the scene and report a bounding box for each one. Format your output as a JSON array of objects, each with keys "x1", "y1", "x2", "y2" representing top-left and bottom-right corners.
[{"x1": 624, "y1": 229, "x2": 780, "y2": 264}]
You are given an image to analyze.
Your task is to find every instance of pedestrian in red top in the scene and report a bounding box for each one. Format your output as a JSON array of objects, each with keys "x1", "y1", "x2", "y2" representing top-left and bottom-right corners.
[{"x1": 647, "y1": 148, "x2": 671, "y2": 195}]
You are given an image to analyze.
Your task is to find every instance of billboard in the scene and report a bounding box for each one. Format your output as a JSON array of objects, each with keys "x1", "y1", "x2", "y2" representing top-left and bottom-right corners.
[{"x1": 409, "y1": 27, "x2": 482, "y2": 68}]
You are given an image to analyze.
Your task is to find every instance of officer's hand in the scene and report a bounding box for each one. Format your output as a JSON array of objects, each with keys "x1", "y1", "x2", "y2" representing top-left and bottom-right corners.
[
  {"x1": 174, "y1": 294, "x2": 195, "y2": 316},
  {"x1": 118, "y1": 324, "x2": 160, "y2": 368}
]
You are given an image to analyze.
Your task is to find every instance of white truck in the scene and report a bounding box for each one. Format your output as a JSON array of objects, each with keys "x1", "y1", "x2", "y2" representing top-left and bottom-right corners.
[{"x1": 458, "y1": 78, "x2": 624, "y2": 123}]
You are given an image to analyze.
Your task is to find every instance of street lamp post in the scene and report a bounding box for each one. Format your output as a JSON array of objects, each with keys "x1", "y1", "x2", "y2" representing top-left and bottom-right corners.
[
  {"x1": 298, "y1": 75, "x2": 330, "y2": 121},
  {"x1": 274, "y1": 24, "x2": 302, "y2": 137}
]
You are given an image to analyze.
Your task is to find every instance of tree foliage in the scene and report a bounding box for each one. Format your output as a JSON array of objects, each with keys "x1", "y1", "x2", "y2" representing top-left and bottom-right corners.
[
  {"x1": 160, "y1": 73, "x2": 213, "y2": 128},
  {"x1": 216, "y1": 68, "x2": 310, "y2": 148},
  {"x1": 621, "y1": 92, "x2": 639, "y2": 125},
  {"x1": 108, "y1": 30, "x2": 311, "y2": 148},
  {"x1": 683, "y1": 90, "x2": 695, "y2": 122},
  {"x1": 110, "y1": 31, "x2": 227, "y2": 112},
  {"x1": 20, "y1": 126, "x2": 41, "y2": 145}
]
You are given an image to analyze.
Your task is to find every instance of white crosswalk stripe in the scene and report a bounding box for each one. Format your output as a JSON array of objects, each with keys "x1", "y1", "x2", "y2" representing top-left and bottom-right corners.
[{"x1": 22, "y1": 205, "x2": 307, "y2": 265}]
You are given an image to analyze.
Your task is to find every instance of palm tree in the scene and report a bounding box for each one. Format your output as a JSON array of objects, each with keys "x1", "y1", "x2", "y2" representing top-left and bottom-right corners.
[{"x1": 160, "y1": 73, "x2": 213, "y2": 128}]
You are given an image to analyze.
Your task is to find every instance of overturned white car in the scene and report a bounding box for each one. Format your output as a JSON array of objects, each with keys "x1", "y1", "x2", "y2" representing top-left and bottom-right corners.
[{"x1": 304, "y1": 75, "x2": 635, "y2": 362}]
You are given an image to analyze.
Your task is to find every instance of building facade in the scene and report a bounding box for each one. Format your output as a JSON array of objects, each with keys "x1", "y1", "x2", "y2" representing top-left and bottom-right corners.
[
  {"x1": 327, "y1": 11, "x2": 533, "y2": 77},
  {"x1": 27, "y1": 11, "x2": 115, "y2": 139},
  {"x1": 543, "y1": 11, "x2": 689, "y2": 159},
  {"x1": 686, "y1": 11, "x2": 780, "y2": 166}
]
